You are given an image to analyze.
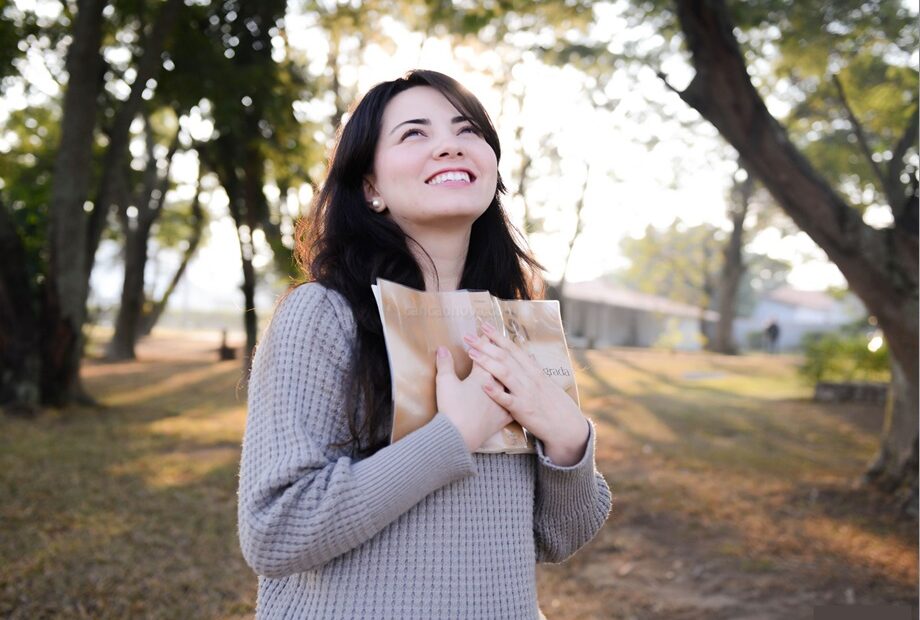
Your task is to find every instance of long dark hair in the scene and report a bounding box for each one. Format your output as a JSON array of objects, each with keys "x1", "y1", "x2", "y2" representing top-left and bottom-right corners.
[{"x1": 295, "y1": 69, "x2": 543, "y2": 457}]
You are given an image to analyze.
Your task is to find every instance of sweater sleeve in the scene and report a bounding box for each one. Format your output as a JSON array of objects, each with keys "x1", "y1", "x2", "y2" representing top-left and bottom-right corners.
[
  {"x1": 532, "y1": 418, "x2": 612, "y2": 563},
  {"x1": 237, "y1": 284, "x2": 477, "y2": 578}
]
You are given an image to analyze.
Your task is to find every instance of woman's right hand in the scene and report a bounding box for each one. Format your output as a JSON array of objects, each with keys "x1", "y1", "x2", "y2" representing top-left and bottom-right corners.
[{"x1": 435, "y1": 346, "x2": 512, "y2": 452}]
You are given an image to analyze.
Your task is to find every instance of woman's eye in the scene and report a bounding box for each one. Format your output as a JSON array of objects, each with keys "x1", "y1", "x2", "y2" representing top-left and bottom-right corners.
[
  {"x1": 400, "y1": 128, "x2": 424, "y2": 140},
  {"x1": 459, "y1": 125, "x2": 479, "y2": 135}
]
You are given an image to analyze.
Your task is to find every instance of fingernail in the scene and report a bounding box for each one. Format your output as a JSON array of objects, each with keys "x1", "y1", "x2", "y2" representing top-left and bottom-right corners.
[
  {"x1": 437, "y1": 346, "x2": 447, "y2": 358},
  {"x1": 468, "y1": 348, "x2": 479, "y2": 358},
  {"x1": 482, "y1": 322, "x2": 494, "y2": 333},
  {"x1": 463, "y1": 333, "x2": 476, "y2": 343}
]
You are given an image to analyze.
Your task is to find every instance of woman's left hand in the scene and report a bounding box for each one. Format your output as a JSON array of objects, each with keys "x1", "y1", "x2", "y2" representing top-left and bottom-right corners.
[{"x1": 463, "y1": 322, "x2": 590, "y2": 466}]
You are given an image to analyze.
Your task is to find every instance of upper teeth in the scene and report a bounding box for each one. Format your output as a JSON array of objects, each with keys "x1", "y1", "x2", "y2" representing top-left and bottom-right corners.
[{"x1": 428, "y1": 171, "x2": 471, "y2": 184}]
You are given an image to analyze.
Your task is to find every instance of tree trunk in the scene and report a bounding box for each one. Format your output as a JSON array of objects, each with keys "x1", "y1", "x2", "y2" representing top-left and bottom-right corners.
[
  {"x1": 557, "y1": 165, "x2": 589, "y2": 316},
  {"x1": 0, "y1": 201, "x2": 42, "y2": 413},
  {"x1": 699, "y1": 243, "x2": 716, "y2": 349},
  {"x1": 43, "y1": 0, "x2": 108, "y2": 406},
  {"x1": 107, "y1": 214, "x2": 152, "y2": 360},
  {"x1": 240, "y1": 242, "x2": 258, "y2": 371},
  {"x1": 241, "y1": 146, "x2": 269, "y2": 370},
  {"x1": 712, "y1": 172, "x2": 752, "y2": 354},
  {"x1": 107, "y1": 121, "x2": 178, "y2": 359},
  {"x1": 138, "y1": 175, "x2": 205, "y2": 337},
  {"x1": 85, "y1": 0, "x2": 182, "y2": 290},
  {"x1": 671, "y1": 0, "x2": 919, "y2": 503},
  {"x1": 200, "y1": 141, "x2": 261, "y2": 373}
]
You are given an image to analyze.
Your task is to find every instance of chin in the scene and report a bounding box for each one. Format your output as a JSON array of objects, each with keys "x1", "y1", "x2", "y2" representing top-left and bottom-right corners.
[{"x1": 436, "y1": 204, "x2": 490, "y2": 223}]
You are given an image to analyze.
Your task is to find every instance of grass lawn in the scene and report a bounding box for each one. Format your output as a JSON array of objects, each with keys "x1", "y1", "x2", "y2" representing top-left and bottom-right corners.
[{"x1": 1, "y1": 332, "x2": 916, "y2": 619}]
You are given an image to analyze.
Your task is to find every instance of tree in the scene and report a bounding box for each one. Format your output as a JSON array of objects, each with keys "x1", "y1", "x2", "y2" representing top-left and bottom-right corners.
[
  {"x1": 619, "y1": 219, "x2": 790, "y2": 343},
  {"x1": 660, "y1": 0, "x2": 918, "y2": 508},
  {"x1": 621, "y1": 221, "x2": 720, "y2": 340},
  {"x1": 42, "y1": 0, "x2": 109, "y2": 406},
  {"x1": 105, "y1": 110, "x2": 180, "y2": 360},
  {"x1": 0, "y1": 0, "x2": 198, "y2": 408},
  {"x1": 137, "y1": 169, "x2": 207, "y2": 337},
  {"x1": 84, "y1": 0, "x2": 183, "y2": 295}
]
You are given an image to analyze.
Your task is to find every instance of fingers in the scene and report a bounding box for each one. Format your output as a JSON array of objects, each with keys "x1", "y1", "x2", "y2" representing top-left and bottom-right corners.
[
  {"x1": 467, "y1": 361, "x2": 494, "y2": 383},
  {"x1": 435, "y1": 346, "x2": 458, "y2": 385},
  {"x1": 479, "y1": 322, "x2": 540, "y2": 372},
  {"x1": 465, "y1": 342, "x2": 522, "y2": 393},
  {"x1": 463, "y1": 327, "x2": 535, "y2": 393},
  {"x1": 463, "y1": 332, "x2": 507, "y2": 365},
  {"x1": 482, "y1": 381, "x2": 515, "y2": 410}
]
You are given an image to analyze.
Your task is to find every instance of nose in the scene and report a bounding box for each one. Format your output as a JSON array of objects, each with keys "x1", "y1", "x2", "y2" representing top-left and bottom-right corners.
[{"x1": 433, "y1": 133, "x2": 463, "y2": 159}]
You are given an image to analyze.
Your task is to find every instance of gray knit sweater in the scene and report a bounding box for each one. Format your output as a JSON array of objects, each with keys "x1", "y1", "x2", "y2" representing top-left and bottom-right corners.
[{"x1": 237, "y1": 283, "x2": 612, "y2": 619}]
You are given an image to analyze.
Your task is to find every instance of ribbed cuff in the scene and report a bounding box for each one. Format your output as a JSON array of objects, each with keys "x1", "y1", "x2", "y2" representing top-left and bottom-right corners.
[
  {"x1": 534, "y1": 418, "x2": 599, "y2": 511},
  {"x1": 535, "y1": 417, "x2": 593, "y2": 470}
]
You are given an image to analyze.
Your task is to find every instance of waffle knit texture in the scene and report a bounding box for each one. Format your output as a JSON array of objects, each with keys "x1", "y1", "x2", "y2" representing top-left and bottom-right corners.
[{"x1": 237, "y1": 283, "x2": 612, "y2": 619}]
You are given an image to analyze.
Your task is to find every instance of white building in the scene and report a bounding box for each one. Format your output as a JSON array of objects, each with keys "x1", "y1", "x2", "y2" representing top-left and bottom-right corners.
[
  {"x1": 560, "y1": 279, "x2": 718, "y2": 351},
  {"x1": 559, "y1": 279, "x2": 865, "y2": 352},
  {"x1": 732, "y1": 286, "x2": 866, "y2": 352}
]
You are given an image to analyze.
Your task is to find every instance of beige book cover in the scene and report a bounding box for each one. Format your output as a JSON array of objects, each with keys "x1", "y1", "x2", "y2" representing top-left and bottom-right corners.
[{"x1": 372, "y1": 278, "x2": 580, "y2": 454}]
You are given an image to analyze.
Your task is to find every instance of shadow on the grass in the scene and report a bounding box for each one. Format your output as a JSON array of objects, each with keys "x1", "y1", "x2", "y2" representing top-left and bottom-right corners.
[
  {"x1": 2, "y1": 345, "x2": 915, "y2": 620},
  {"x1": 0, "y1": 357, "x2": 255, "y2": 620}
]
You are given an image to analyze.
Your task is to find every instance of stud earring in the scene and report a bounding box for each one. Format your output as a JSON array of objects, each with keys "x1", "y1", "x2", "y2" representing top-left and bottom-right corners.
[{"x1": 371, "y1": 197, "x2": 384, "y2": 212}]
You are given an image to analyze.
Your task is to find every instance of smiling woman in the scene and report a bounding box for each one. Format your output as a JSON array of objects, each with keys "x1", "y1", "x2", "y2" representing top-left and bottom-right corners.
[
  {"x1": 364, "y1": 85, "x2": 499, "y2": 241},
  {"x1": 236, "y1": 70, "x2": 611, "y2": 619}
]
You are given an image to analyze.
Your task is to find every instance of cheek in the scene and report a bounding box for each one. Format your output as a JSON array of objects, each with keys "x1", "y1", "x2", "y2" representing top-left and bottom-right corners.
[
  {"x1": 479, "y1": 150, "x2": 499, "y2": 192},
  {"x1": 375, "y1": 161, "x2": 414, "y2": 198},
  {"x1": 478, "y1": 147, "x2": 498, "y2": 179}
]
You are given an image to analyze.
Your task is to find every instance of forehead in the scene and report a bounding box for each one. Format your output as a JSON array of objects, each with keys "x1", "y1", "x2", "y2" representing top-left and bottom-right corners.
[{"x1": 381, "y1": 86, "x2": 463, "y2": 129}]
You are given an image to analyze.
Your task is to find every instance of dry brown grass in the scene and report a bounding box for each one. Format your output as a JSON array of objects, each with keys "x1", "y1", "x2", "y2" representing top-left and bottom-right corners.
[
  {"x1": 537, "y1": 347, "x2": 917, "y2": 620},
  {"x1": 1, "y1": 334, "x2": 916, "y2": 619}
]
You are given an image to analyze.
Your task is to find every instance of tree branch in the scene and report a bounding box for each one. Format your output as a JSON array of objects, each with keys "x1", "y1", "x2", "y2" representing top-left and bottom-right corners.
[
  {"x1": 887, "y1": 101, "x2": 920, "y2": 233},
  {"x1": 831, "y1": 73, "x2": 888, "y2": 203},
  {"x1": 656, "y1": 70, "x2": 683, "y2": 97}
]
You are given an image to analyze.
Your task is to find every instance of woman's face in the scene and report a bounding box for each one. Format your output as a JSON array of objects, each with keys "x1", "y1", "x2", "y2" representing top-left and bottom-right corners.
[{"x1": 365, "y1": 86, "x2": 498, "y2": 231}]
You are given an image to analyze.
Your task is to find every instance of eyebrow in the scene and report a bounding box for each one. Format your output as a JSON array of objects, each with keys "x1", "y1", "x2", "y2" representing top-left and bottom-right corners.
[{"x1": 389, "y1": 115, "x2": 470, "y2": 135}]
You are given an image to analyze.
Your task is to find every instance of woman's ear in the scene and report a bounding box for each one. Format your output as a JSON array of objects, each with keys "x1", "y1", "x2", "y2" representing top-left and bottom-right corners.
[
  {"x1": 363, "y1": 176, "x2": 378, "y2": 203},
  {"x1": 363, "y1": 176, "x2": 386, "y2": 213}
]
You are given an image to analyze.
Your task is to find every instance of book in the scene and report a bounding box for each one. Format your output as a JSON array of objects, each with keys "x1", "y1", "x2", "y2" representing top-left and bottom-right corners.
[{"x1": 372, "y1": 278, "x2": 580, "y2": 454}]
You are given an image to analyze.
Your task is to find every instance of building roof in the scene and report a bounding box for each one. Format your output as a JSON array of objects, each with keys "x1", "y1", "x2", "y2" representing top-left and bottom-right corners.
[
  {"x1": 764, "y1": 286, "x2": 837, "y2": 310},
  {"x1": 562, "y1": 279, "x2": 720, "y2": 321}
]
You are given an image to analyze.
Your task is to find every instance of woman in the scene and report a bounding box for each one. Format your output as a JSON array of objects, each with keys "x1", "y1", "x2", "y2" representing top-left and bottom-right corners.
[{"x1": 237, "y1": 69, "x2": 611, "y2": 619}]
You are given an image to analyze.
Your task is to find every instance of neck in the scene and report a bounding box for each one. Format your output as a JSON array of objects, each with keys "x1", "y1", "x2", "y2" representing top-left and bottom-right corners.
[{"x1": 402, "y1": 225, "x2": 471, "y2": 292}]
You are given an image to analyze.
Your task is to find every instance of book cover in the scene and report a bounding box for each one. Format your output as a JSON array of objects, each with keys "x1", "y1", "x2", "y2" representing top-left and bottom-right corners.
[{"x1": 372, "y1": 278, "x2": 580, "y2": 454}]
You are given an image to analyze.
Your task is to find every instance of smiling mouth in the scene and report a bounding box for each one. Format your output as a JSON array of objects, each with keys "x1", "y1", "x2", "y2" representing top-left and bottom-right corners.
[{"x1": 426, "y1": 170, "x2": 475, "y2": 185}]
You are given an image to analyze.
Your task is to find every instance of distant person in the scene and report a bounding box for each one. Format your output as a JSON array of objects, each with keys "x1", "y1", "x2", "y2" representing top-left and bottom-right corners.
[
  {"x1": 765, "y1": 320, "x2": 780, "y2": 353},
  {"x1": 236, "y1": 70, "x2": 611, "y2": 619}
]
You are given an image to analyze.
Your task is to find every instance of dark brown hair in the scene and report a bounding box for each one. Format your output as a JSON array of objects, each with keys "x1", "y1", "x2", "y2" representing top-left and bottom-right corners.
[{"x1": 295, "y1": 69, "x2": 543, "y2": 457}]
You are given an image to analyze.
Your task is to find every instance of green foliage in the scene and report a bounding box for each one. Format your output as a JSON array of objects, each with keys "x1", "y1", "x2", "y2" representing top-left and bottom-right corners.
[
  {"x1": 634, "y1": 0, "x2": 918, "y2": 214},
  {"x1": 0, "y1": 0, "x2": 51, "y2": 86},
  {"x1": 652, "y1": 316, "x2": 703, "y2": 351},
  {"x1": 0, "y1": 105, "x2": 62, "y2": 277},
  {"x1": 412, "y1": 0, "x2": 595, "y2": 41},
  {"x1": 153, "y1": 198, "x2": 208, "y2": 249},
  {"x1": 798, "y1": 324, "x2": 890, "y2": 385},
  {"x1": 619, "y1": 221, "x2": 722, "y2": 308},
  {"x1": 618, "y1": 219, "x2": 790, "y2": 314}
]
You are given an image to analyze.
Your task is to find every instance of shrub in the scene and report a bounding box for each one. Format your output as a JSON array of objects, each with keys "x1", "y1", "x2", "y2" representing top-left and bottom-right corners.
[{"x1": 798, "y1": 327, "x2": 890, "y2": 386}]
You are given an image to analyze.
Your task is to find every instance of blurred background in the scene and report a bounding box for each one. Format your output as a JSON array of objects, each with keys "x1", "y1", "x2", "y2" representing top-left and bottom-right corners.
[{"x1": 0, "y1": 0, "x2": 917, "y2": 618}]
